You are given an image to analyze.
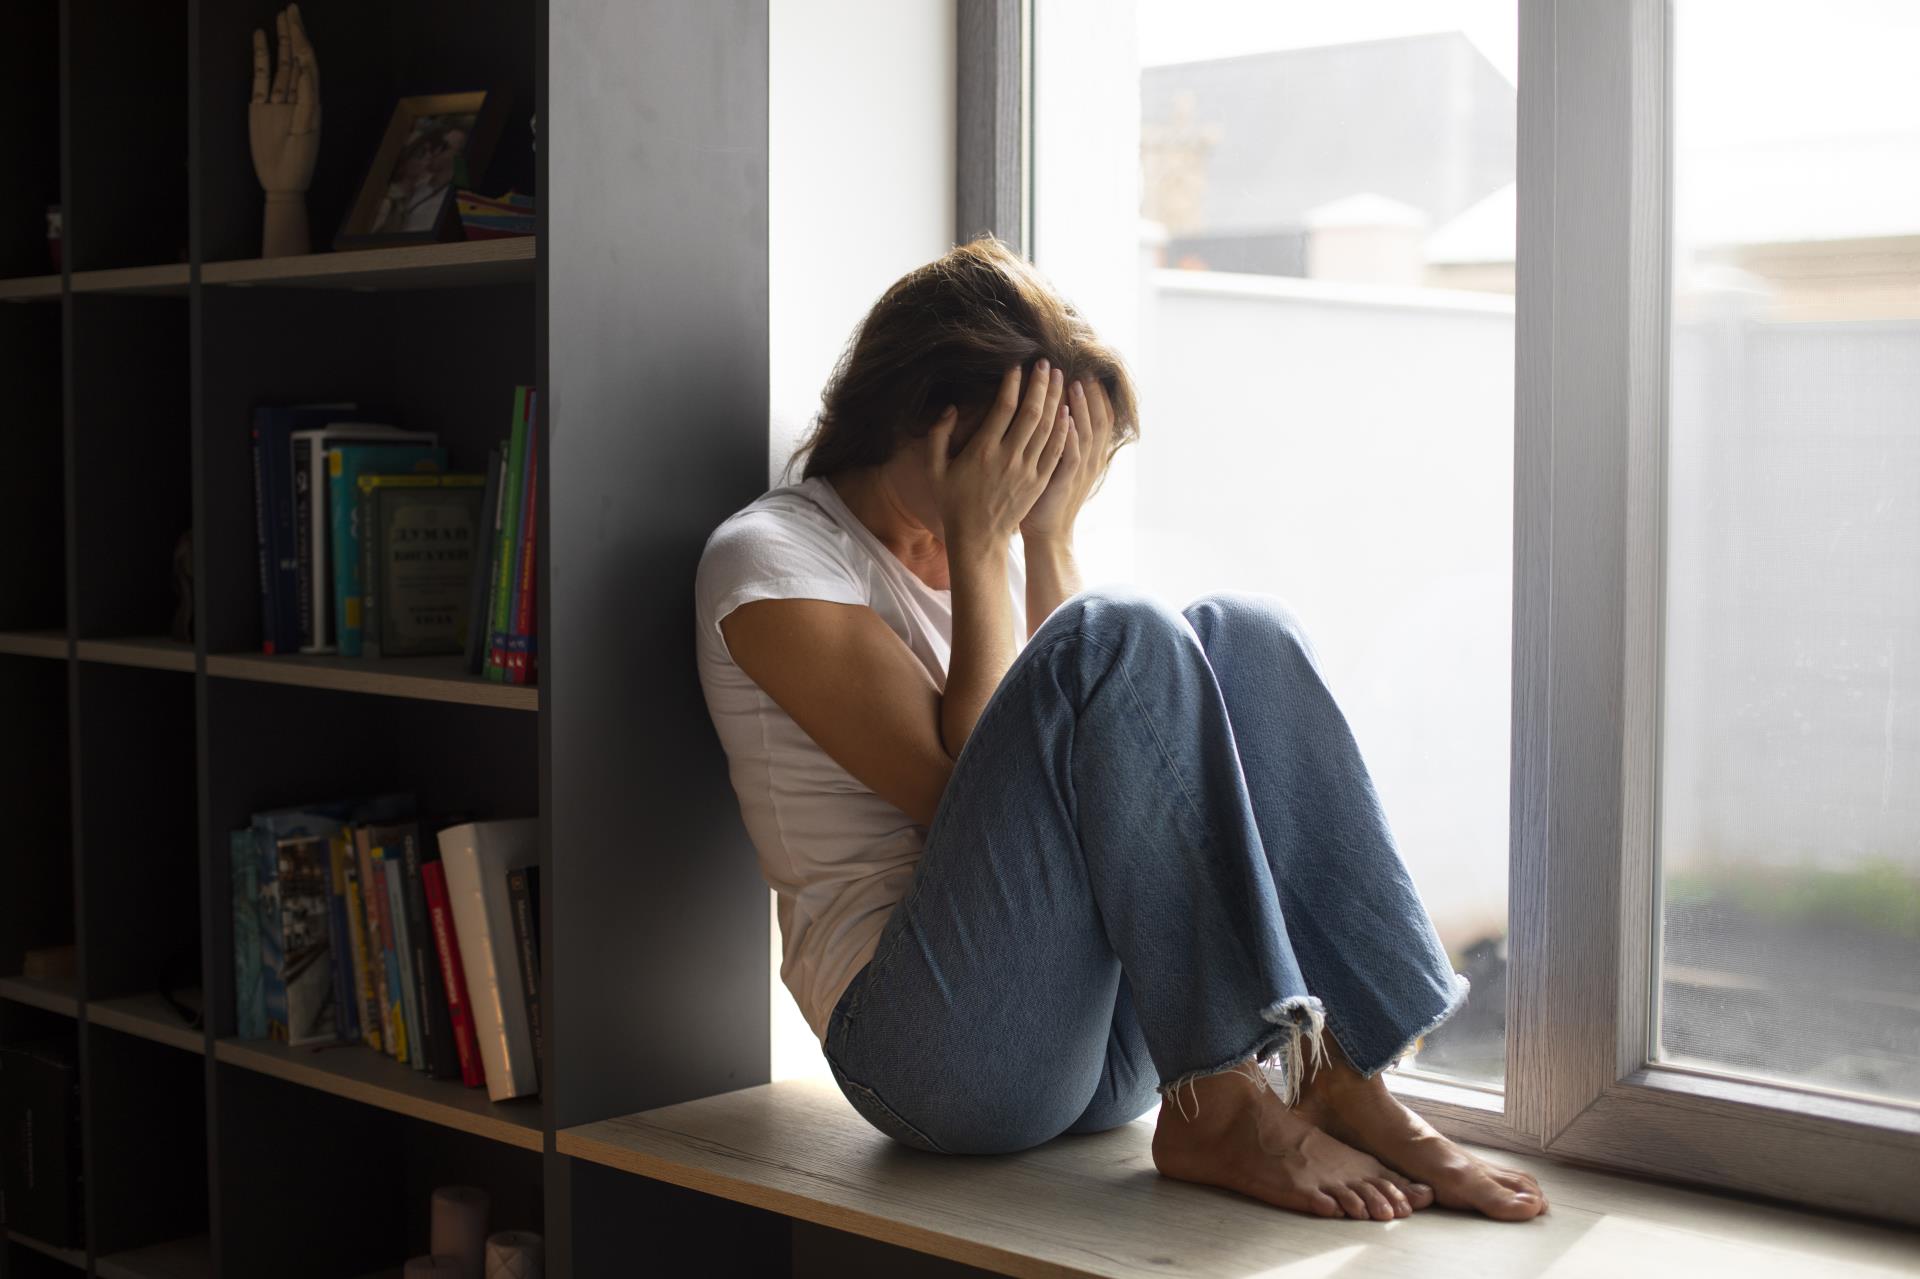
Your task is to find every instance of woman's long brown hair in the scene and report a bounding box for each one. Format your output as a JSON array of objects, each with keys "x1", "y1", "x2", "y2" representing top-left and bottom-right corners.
[{"x1": 787, "y1": 236, "x2": 1139, "y2": 487}]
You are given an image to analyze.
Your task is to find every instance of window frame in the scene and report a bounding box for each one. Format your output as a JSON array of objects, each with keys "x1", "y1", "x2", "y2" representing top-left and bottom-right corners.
[{"x1": 1002, "y1": 0, "x2": 1920, "y2": 1220}]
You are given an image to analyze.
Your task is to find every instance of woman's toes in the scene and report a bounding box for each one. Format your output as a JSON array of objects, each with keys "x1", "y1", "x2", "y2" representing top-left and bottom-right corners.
[
  {"x1": 1384, "y1": 1172, "x2": 1434, "y2": 1210},
  {"x1": 1307, "y1": 1191, "x2": 1344, "y2": 1218},
  {"x1": 1373, "y1": 1178, "x2": 1412, "y2": 1218},
  {"x1": 1356, "y1": 1181, "x2": 1397, "y2": 1221},
  {"x1": 1331, "y1": 1186, "x2": 1370, "y2": 1220}
]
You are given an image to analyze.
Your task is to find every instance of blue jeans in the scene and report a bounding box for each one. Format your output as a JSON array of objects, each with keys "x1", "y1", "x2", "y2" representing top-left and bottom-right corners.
[{"x1": 822, "y1": 587, "x2": 1468, "y2": 1155}]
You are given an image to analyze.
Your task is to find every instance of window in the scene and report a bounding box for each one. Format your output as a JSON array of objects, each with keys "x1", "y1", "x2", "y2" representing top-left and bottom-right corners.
[
  {"x1": 1018, "y1": 0, "x2": 1920, "y2": 1217},
  {"x1": 1034, "y1": 0, "x2": 1519, "y2": 1093}
]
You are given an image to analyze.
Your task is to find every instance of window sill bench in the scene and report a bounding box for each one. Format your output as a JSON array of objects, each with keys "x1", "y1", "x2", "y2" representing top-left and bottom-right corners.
[{"x1": 557, "y1": 1078, "x2": 1914, "y2": 1278}]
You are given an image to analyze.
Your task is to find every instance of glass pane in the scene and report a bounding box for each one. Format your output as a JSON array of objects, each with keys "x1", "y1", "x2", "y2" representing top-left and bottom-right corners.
[
  {"x1": 1035, "y1": 1, "x2": 1517, "y2": 1088},
  {"x1": 1658, "y1": 0, "x2": 1920, "y2": 1105}
]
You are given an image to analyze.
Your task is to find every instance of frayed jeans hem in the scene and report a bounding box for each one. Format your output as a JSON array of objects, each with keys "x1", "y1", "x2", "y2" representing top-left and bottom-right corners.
[
  {"x1": 1156, "y1": 995, "x2": 1329, "y2": 1121},
  {"x1": 1346, "y1": 972, "x2": 1473, "y2": 1082}
]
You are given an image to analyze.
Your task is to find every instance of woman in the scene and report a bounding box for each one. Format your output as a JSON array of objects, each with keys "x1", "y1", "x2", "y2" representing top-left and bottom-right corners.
[{"x1": 694, "y1": 237, "x2": 1546, "y2": 1223}]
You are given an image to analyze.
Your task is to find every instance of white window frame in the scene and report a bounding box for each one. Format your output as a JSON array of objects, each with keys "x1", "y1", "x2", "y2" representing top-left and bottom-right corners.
[{"x1": 1005, "y1": 0, "x2": 1920, "y2": 1221}]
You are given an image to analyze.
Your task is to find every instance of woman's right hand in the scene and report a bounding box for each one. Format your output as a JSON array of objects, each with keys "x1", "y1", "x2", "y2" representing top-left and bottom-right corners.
[{"x1": 927, "y1": 359, "x2": 1071, "y2": 561}]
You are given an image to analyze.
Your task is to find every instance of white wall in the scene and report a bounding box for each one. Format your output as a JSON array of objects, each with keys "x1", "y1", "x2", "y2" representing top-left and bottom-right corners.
[
  {"x1": 769, "y1": 0, "x2": 959, "y2": 488},
  {"x1": 767, "y1": 0, "x2": 958, "y2": 1080}
]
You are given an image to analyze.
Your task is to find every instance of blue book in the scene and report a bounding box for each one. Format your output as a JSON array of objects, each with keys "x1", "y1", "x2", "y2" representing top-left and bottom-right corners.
[
  {"x1": 231, "y1": 830, "x2": 265, "y2": 1039},
  {"x1": 252, "y1": 404, "x2": 362, "y2": 654},
  {"x1": 327, "y1": 442, "x2": 446, "y2": 656},
  {"x1": 252, "y1": 794, "x2": 415, "y2": 1043}
]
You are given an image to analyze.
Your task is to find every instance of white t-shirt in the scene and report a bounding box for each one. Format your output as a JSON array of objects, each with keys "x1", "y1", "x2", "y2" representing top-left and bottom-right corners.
[{"x1": 693, "y1": 475, "x2": 1027, "y2": 1041}]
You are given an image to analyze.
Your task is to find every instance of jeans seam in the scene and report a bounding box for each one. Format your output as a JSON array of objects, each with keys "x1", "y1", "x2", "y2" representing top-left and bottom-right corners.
[{"x1": 825, "y1": 1051, "x2": 948, "y2": 1153}]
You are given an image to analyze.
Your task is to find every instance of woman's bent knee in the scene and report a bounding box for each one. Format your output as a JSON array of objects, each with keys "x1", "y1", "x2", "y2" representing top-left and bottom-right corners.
[{"x1": 1041, "y1": 585, "x2": 1194, "y2": 652}]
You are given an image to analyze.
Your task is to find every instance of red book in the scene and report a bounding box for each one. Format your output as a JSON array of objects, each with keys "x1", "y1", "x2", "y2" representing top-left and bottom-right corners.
[
  {"x1": 508, "y1": 432, "x2": 539, "y2": 685},
  {"x1": 422, "y1": 859, "x2": 486, "y2": 1088}
]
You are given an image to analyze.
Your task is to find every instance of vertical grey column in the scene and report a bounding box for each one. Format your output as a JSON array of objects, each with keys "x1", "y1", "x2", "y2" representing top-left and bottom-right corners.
[
  {"x1": 542, "y1": 0, "x2": 778, "y2": 1271},
  {"x1": 957, "y1": 0, "x2": 1027, "y2": 251}
]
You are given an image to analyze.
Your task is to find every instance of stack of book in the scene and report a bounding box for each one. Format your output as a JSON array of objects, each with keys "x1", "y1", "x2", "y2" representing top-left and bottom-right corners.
[
  {"x1": 231, "y1": 797, "x2": 543, "y2": 1103},
  {"x1": 249, "y1": 387, "x2": 539, "y2": 684}
]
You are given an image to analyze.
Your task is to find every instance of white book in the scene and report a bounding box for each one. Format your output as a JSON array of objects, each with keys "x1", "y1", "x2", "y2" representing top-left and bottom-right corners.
[
  {"x1": 289, "y1": 423, "x2": 435, "y2": 653},
  {"x1": 437, "y1": 818, "x2": 540, "y2": 1100}
]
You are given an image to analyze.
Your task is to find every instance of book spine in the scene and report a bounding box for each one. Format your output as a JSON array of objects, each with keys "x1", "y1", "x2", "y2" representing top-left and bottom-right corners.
[
  {"x1": 507, "y1": 868, "x2": 543, "y2": 1083},
  {"x1": 487, "y1": 389, "x2": 530, "y2": 682},
  {"x1": 423, "y1": 860, "x2": 486, "y2": 1088},
  {"x1": 324, "y1": 836, "x2": 357, "y2": 1043},
  {"x1": 401, "y1": 829, "x2": 460, "y2": 1080},
  {"x1": 332, "y1": 448, "x2": 361, "y2": 657},
  {"x1": 293, "y1": 439, "x2": 315, "y2": 650},
  {"x1": 358, "y1": 477, "x2": 380, "y2": 656},
  {"x1": 275, "y1": 839, "x2": 337, "y2": 1046},
  {"x1": 255, "y1": 828, "x2": 289, "y2": 1041},
  {"x1": 369, "y1": 859, "x2": 408, "y2": 1062},
  {"x1": 465, "y1": 445, "x2": 505, "y2": 676},
  {"x1": 380, "y1": 848, "x2": 425, "y2": 1070},
  {"x1": 354, "y1": 831, "x2": 389, "y2": 1054},
  {"x1": 343, "y1": 872, "x2": 381, "y2": 1053},
  {"x1": 507, "y1": 403, "x2": 539, "y2": 685},
  {"x1": 230, "y1": 830, "x2": 264, "y2": 1039},
  {"x1": 252, "y1": 429, "x2": 277, "y2": 654}
]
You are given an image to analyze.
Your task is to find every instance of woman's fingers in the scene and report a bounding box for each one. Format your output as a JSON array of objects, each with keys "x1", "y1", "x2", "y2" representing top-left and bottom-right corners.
[
  {"x1": 1023, "y1": 367, "x2": 1068, "y2": 468},
  {"x1": 1039, "y1": 404, "x2": 1073, "y2": 477},
  {"x1": 1005, "y1": 359, "x2": 1057, "y2": 459},
  {"x1": 979, "y1": 364, "x2": 1024, "y2": 444}
]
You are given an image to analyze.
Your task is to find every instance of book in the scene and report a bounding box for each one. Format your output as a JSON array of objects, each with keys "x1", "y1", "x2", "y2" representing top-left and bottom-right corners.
[
  {"x1": 329, "y1": 440, "x2": 448, "y2": 657},
  {"x1": 274, "y1": 834, "x2": 337, "y2": 1046},
  {"x1": 399, "y1": 826, "x2": 460, "y2": 1080},
  {"x1": 340, "y1": 839, "x2": 383, "y2": 1053},
  {"x1": 250, "y1": 796, "x2": 413, "y2": 1043},
  {"x1": 363, "y1": 474, "x2": 488, "y2": 656},
  {"x1": 423, "y1": 859, "x2": 486, "y2": 1088},
  {"x1": 487, "y1": 389, "x2": 531, "y2": 681},
  {"x1": 323, "y1": 832, "x2": 359, "y2": 1044},
  {"x1": 365, "y1": 856, "x2": 408, "y2": 1063},
  {"x1": 506, "y1": 865, "x2": 543, "y2": 1080},
  {"x1": 230, "y1": 829, "x2": 266, "y2": 1039},
  {"x1": 291, "y1": 424, "x2": 429, "y2": 652},
  {"x1": 0, "y1": 1037, "x2": 83, "y2": 1247},
  {"x1": 373, "y1": 835, "x2": 426, "y2": 1070},
  {"x1": 251, "y1": 403, "x2": 359, "y2": 653},
  {"x1": 505, "y1": 394, "x2": 539, "y2": 685},
  {"x1": 464, "y1": 443, "x2": 506, "y2": 675},
  {"x1": 437, "y1": 818, "x2": 540, "y2": 1100}
]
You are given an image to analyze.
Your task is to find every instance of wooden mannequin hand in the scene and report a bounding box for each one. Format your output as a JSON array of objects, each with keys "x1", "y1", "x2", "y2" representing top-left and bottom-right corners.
[{"x1": 249, "y1": 4, "x2": 319, "y2": 255}]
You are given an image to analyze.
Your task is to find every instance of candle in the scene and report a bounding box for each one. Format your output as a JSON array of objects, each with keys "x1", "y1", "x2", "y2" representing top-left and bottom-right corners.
[
  {"x1": 429, "y1": 1185, "x2": 491, "y2": 1279},
  {"x1": 484, "y1": 1231, "x2": 545, "y2": 1279}
]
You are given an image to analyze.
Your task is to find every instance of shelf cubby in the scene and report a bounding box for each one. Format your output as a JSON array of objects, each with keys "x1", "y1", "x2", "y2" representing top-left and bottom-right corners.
[
  {"x1": 0, "y1": 303, "x2": 65, "y2": 634},
  {"x1": 66, "y1": 0, "x2": 188, "y2": 275},
  {"x1": 214, "y1": 1065, "x2": 541, "y2": 1279},
  {"x1": 0, "y1": 655, "x2": 73, "y2": 983},
  {"x1": 86, "y1": 1026, "x2": 209, "y2": 1261},
  {"x1": 0, "y1": 0, "x2": 59, "y2": 283},
  {"x1": 76, "y1": 664, "x2": 200, "y2": 1006},
  {"x1": 87, "y1": 989, "x2": 204, "y2": 1055}
]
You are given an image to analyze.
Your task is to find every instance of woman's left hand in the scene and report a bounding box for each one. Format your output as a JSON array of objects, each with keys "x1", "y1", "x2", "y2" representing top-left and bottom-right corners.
[{"x1": 1020, "y1": 377, "x2": 1114, "y2": 542}]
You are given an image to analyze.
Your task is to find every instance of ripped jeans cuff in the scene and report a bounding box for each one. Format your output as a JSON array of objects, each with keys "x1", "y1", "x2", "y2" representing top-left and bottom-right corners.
[{"x1": 1157, "y1": 995, "x2": 1329, "y2": 1121}]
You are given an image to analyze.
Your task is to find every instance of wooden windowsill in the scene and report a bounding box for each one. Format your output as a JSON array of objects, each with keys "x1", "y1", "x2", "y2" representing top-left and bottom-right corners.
[{"x1": 557, "y1": 1077, "x2": 1917, "y2": 1279}]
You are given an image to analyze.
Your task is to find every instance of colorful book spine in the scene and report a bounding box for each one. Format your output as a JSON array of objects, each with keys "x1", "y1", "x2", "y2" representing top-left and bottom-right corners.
[
  {"x1": 324, "y1": 833, "x2": 358, "y2": 1044},
  {"x1": 274, "y1": 835, "x2": 338, "y2": 1046},
  {"x1": 423, "y1": 860, "x2": 486, "y2": 1088},
  {"x1": 487, "y1": 388, "x2": 530, "y2": 682},
  {"x1": 506, "y1": 397, "x2": 539, "y2": 685},
  {"x1": 400, "y1": 828, "x2": 460, "y2": 1080},
  {"x1": 254, "y1": 828, "x2": 289, "y2": 1040},
  {"x1": 465, "y1": 444, "x2": 505, "y2": 676},
  {"x1": 230, "y1": 830, "x2": 265, "y2": 1039},
  {"x1": 330, "y1": 443, "x2": 446, "y2": 657},
  {"x1": 367, "y1": 859, "x2": 408, "y2": 1063},
  {"x1": 339, "y1": 833, "x2": 381, "y2": 1053},
  {"x1": 378, "y1": 844, "x2": 426, "y2": 1070}
]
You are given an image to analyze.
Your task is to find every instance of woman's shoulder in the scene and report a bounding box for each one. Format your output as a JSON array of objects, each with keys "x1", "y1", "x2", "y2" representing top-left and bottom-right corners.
[{"x1": 696, "y1": 478, "x2": 866, "y2": 618}]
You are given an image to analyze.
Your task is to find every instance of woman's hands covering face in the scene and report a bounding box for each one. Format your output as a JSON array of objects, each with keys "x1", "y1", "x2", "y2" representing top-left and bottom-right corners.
[
  {"x1": 926, "y1": 360, "x2": 1071, "y2": 558},
  {"x1": 1020, "y1": 374, "x2": 1113, "y2": 542}
]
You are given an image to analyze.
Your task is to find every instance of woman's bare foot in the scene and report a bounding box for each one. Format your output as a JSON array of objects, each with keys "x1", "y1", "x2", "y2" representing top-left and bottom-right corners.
[
  {"x1": 1151, "y1": 1062, "x2": 1433, "y2": 1221},
  {"x1": 1297, "y1": 1053, "x2": 1548, "y2": 1222}
]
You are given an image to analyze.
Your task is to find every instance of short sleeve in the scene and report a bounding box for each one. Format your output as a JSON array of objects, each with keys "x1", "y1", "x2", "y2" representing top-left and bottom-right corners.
[{"x1": 695, "y1": 504, "x2": 868, "y2": 646}]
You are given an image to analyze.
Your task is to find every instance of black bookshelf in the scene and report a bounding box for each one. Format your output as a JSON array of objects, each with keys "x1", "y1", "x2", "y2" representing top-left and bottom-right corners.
[{"x1": 0, "y1": 2, "x2": 774, "y2": 1275}]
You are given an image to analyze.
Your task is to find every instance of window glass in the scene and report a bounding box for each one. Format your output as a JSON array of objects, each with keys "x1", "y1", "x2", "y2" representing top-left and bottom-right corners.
[
  {"x1": 1657, "y1": 0, "x2": 1920, "y2": 1105},
  {"x1": 1037, "y1": 0, "x2": 1519, "y2": 1087}
]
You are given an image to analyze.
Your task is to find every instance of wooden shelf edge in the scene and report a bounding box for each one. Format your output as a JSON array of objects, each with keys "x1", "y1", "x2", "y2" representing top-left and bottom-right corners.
[
  {"x1": 95, "y1": 1234, "x2": 212, "y2": 1279},
  {"x1": 76, "y1": 636, "x2": 195, "y2": 672},
  {"x1": 87, "y1": 992, "x2": 205, "y2": 1055},
  {"x1": 0, "y1": 629, "x2": 70, "y2": 660},
  {"x1": 70, "y1": 263, "x2": 190, "y2": 296},
  {"x1": 6, "y1": 1229, "x2": 87, "y2": 1269},
  {"x1": 205, "y1": 651, "x2": 537, "y2": 710},
  {"x1": 202, "y1": 238, "x2": 535, "y2": 290},
  {"x1": 0, "y1": 972, "x2": 80, "y2": 1017},
  {"x1": 0, "y1": 274, "x2": 62, "y2": 302},
  {"x1": 215, "y1": 1038, "x2": 543, "y2": 1151}
]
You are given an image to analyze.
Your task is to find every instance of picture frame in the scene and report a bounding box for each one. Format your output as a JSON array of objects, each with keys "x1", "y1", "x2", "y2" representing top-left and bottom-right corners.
[{"x1": 334, "y1": 91, "x2": 508, "y2": 250}]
